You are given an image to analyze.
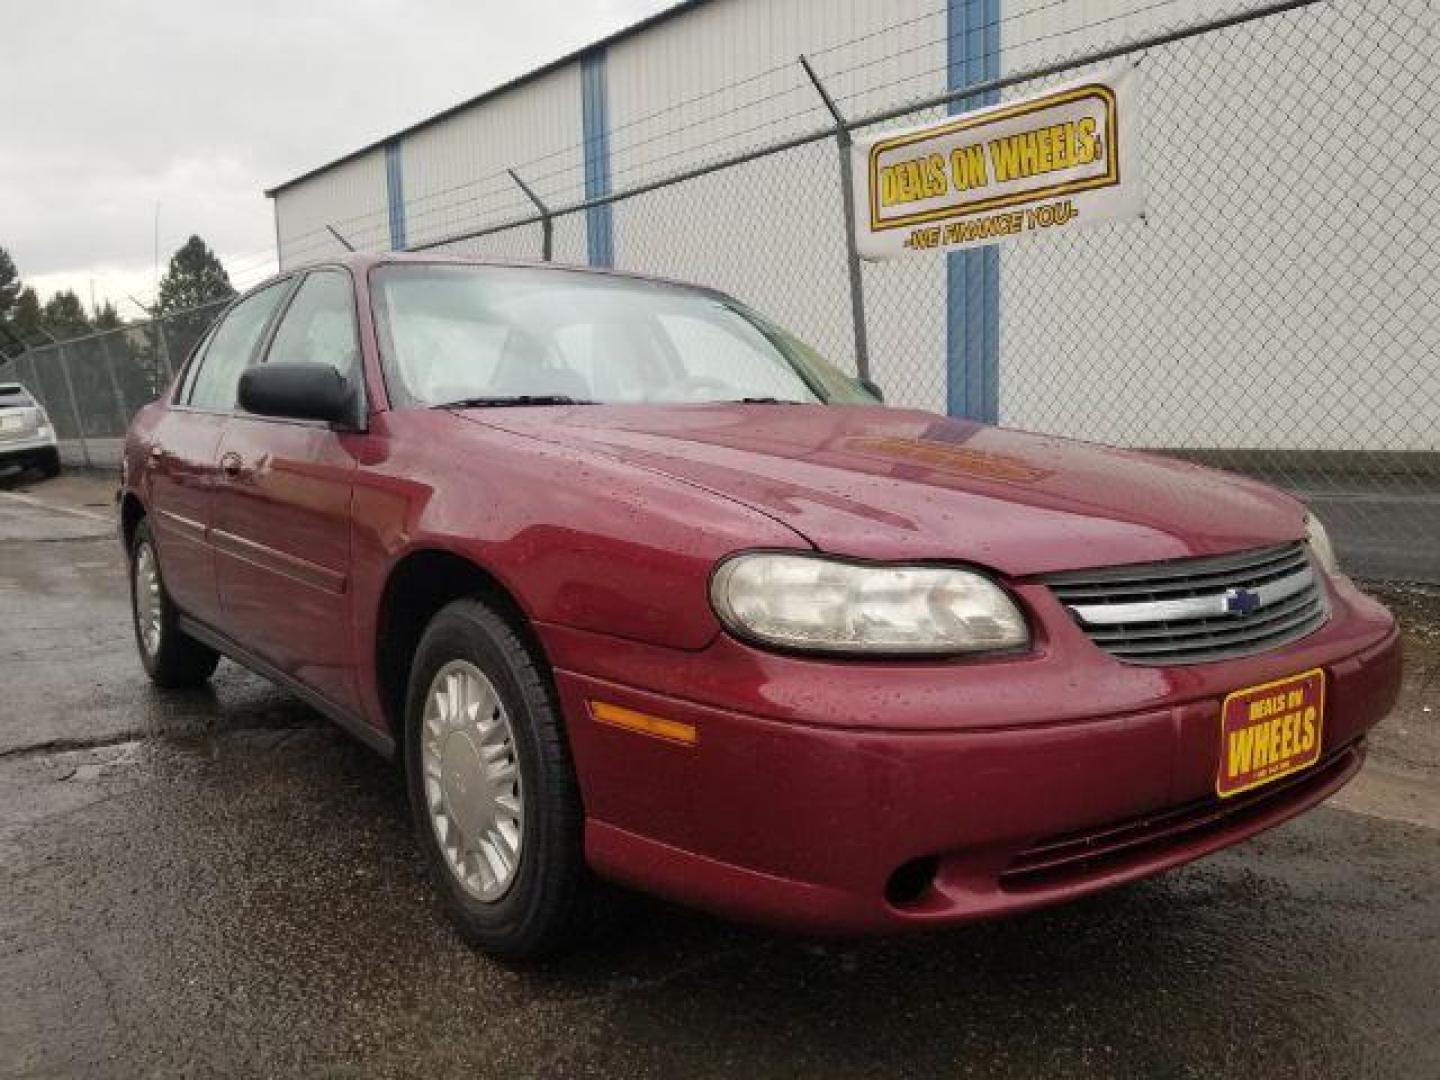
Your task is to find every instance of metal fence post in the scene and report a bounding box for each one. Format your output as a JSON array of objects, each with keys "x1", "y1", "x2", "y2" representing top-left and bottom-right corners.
[
  {"x1": 55, "y1": 343, "x2": 93, "y2": 468},
  {"x1": 799, "y1": 54, "x2": 871, "y2": 381},
  {"x1": 509, "y1": 168, "x2": 553, "y2": 262}
]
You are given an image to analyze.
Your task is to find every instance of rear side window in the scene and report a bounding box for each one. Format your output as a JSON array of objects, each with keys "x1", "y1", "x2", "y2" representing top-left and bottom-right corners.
[
  {"x1": 0, "y1": 385, "x2": 36, "y2": 409},
  {"x1": 265, "y1": 270, "x2": 360, "y2": 382},
  {"x1": 187, "y1": 281, "x2": 289, "y2": 410}
]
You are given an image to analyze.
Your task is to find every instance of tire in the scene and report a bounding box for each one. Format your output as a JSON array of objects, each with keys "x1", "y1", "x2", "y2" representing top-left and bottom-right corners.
[
  {"x1": 129, "y1": 518, "x2": 220, "y2": 688},
  {"x1": 404, "y1": 598, "x2": 589, "y2": 959},
  {"x1": 38, "y1": 448, "x2": 61, "y2": 479}
]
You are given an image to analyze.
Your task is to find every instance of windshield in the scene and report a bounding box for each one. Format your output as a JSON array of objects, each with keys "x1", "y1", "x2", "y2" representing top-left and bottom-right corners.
[{"x1": 370, "y1": 264, "x2": 876, "y2": 408}]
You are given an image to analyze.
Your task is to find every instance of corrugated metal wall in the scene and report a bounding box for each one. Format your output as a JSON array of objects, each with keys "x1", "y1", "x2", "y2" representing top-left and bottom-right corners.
[
  {"x1": 269, "y1": 0, "x2": 1436, "y2": 451},
  {"x1": 270, "y1": 0, "x2": 956, "y2": 386},
  {"x1": 402, "y1": 66, "x2": 585, "y2": 252},
  {"x1": 274, "y1": 147, "x2": 389, "y2": 268}
]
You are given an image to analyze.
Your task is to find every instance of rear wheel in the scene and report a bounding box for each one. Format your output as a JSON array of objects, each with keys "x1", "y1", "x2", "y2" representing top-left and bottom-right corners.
[
  {"x1": 38, "y1": 448, "x2": 60, "y2": 478},
  {"x1": 130, "y1": 519, "x2": 220, "y2": 688},
  {"x1": 404, "y1": 598, "x2": 589, "y2": 959}
]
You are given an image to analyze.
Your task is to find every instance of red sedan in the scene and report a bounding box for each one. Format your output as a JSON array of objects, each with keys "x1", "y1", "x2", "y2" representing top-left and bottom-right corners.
[{"x1": 119, "y1": 254, "x2": 1401, "y2": 957}]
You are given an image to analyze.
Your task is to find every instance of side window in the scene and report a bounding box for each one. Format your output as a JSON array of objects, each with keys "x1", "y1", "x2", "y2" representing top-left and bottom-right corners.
[
  {"x1": 265, "y1": 270, "x2": 361, "y2": 382},
  {"x1": 187, "y1": 282, "x2": 289, "y2": 410},
  {"x1": 175, "y1": 321, "x2": 220, "y2": 403}
]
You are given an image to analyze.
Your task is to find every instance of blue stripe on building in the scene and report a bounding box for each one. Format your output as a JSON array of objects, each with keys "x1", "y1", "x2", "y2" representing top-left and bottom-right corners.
[
  {"x1": 385, "y1": 141, "x2": 407, "y2": 250},
  {"x1": 581, "y1": 50, "x2": 615, "y2": 268},
  {"x1": 946, "y1": 0, "x2": 1001, "y2": 423}
]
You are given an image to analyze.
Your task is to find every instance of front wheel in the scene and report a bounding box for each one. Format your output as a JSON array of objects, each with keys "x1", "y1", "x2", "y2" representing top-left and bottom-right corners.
[
  {"x1": 130, "y1": 519, "x2": 219, "y2": 688},
  {"x1": 404, "y1": 599, "x2": 589, "y2": 959}
]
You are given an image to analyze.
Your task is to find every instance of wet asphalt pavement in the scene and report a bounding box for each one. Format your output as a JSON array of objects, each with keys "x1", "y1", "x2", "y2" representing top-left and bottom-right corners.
[{"x1": 2, "y1": 474, "x2": 1438, "y2": 1079}]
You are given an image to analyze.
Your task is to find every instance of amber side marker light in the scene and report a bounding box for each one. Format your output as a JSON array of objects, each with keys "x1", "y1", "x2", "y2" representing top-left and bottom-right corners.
[{"x1": 589, "y1": 700, "x2": 698, "y2": 746}]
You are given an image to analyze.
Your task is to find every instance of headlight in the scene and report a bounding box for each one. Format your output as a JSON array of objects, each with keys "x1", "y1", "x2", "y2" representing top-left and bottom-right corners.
[
  {"x1": 710, "y1": 553, "x2": 1029, "y2": 655},
  {"x1": 1305, "y1": 514, "x2": 1339, "y2": 575}
]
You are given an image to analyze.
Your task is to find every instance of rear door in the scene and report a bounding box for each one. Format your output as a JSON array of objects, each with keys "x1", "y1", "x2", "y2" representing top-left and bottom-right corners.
[
  {"x1": 211, "y1": 268, "x2": 364, "y2": 713},
  {"x1": 146, "y1": 281, "x2": 291, "y2": 627}
]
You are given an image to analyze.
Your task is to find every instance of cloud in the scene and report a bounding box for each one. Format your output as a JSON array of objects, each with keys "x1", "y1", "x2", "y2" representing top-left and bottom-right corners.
[{"x1": 1, "y1": 0, "x2": 675, "y2": 310}]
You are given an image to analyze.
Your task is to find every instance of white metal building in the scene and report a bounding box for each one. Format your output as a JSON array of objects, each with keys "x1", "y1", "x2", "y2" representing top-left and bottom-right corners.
[{"x1": 267, "y1": 0, "x2": 1437, "y2": 454}]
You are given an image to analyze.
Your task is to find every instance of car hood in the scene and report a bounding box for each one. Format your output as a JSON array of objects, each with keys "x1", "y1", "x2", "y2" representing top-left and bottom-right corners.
[{"x1": 460, "y1": 403, "x2": 1306, "y2": 577}]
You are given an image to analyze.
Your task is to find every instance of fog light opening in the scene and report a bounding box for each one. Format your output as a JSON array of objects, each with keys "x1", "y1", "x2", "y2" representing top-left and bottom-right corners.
[{"x1": 885, "y1": 856, "x2": 938, "y2": 907}]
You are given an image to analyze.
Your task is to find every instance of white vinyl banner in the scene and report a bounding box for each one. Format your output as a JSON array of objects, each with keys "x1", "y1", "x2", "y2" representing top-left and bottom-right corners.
[{"x1": 854, "y1": 65, "x2": 1143, "y2": 260}]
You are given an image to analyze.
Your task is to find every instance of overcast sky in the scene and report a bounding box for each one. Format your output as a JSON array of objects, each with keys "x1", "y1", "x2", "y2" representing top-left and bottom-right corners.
[{"x1": 2, "y1": 0, "x2": 673, "y2": 316}]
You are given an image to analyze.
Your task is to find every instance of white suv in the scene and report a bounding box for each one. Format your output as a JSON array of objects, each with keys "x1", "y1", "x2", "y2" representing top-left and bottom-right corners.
[{"x1": 0, "y1": 382, "x2": 60, "y2": 478}]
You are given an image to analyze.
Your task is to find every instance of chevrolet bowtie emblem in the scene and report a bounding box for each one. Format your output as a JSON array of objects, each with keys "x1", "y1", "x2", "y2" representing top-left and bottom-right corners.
[{"x1": 1222, "y1": 587, "x2": 1262, "y2": 616}]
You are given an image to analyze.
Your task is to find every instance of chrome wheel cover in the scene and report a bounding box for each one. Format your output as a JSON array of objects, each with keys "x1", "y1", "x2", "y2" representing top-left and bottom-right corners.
[
  {"x1": 134, "y1": 542, "x2": 163, "y2": 657},
  {"x1": 421, "y1": 660, "x2": 525, "y2": 902}
]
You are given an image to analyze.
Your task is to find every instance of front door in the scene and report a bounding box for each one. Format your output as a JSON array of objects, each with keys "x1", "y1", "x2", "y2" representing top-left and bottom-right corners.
[{"x1": 211, "y1": 269, "x2": 364, "y2": 713}]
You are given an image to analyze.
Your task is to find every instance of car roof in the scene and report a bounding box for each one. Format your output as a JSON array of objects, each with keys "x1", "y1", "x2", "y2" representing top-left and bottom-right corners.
[{"x1": 276, "y1": 251, "x2": 720, "y2": 299}]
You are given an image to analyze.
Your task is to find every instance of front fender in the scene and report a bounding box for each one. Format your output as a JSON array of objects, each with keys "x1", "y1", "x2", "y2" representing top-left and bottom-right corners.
[{"x1": 351, "y1": 410, "x2": 810, "y2": 659}]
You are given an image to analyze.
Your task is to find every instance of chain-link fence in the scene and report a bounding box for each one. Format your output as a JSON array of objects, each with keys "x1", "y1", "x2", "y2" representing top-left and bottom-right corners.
[
  {"x1": 1, "y1": 300, "x2": 228, "y2": 465},
  {"x1": 2, "y1": 0, "x2": 1434, "y2": 581}
]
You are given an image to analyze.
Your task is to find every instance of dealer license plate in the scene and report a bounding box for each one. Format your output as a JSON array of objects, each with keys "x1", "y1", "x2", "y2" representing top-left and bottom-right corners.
[
  {"x1": 1216, "y1": 668, "x2": 1325, "y2": 798},
  {"x1": 0, "y1": 415, "x2": 20, "y2": 431}
]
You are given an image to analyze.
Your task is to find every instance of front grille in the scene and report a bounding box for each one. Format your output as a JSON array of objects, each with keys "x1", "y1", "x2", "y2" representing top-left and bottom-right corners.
[
  {"x1": 1001, "y1": 744, "x2": 1360, "y2": 890},
  {"x1": 1046, "y1": 542, "x2": 1327, "y2": 664}
]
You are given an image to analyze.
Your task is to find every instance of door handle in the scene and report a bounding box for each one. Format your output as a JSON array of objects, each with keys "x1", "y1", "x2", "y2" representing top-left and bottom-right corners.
[{"x1": 220, "y1": 451, "x2": 244, "y2": 479}]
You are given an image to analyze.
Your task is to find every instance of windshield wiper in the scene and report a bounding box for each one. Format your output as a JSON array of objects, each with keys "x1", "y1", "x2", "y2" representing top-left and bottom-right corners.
[
  {"x1": 725, "y1": 397, "x2": 811, "y2": 404},
  {"x1": 432, "y1": 395, "x2": 591, "y2": 409}
]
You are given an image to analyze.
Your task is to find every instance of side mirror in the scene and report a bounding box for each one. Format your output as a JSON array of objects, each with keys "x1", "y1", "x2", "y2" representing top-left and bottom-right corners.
[
  {"x1": 858, "y1": 377, "x2": 885, "y2": 402},
  {"x1": 238, "y1": 362, "x2": 357, "y2": 426}
]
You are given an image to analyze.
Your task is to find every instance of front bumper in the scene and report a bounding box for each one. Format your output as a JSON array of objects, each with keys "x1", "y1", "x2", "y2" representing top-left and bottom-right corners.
[{"x1": 545, "y1": 574, "x2": 1401, "y2": 934}]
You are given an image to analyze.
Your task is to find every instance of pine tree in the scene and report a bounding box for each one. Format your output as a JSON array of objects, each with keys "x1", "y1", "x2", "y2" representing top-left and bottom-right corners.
[
  {"x1": 12, "y1": 288, "x2": 43, "y2": 344},
  {"x1": 0, "y1": 247, "x2": 19, "y2": 325},
  {"x1": 151, "y1": 236, "x2": 236, "y2": 379},
  {"x1": 93, "y1": 300, "x2": 123, "y2": 330},
  {"x1": 155, "y1": 236, "x2": 236, "y2": 314},
  {"x1": 41, "y1": 290, "x2": 92, "y2": 339},
  {"x1": 0, "y1": 247, "x2": 27, "y2": 357}
]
